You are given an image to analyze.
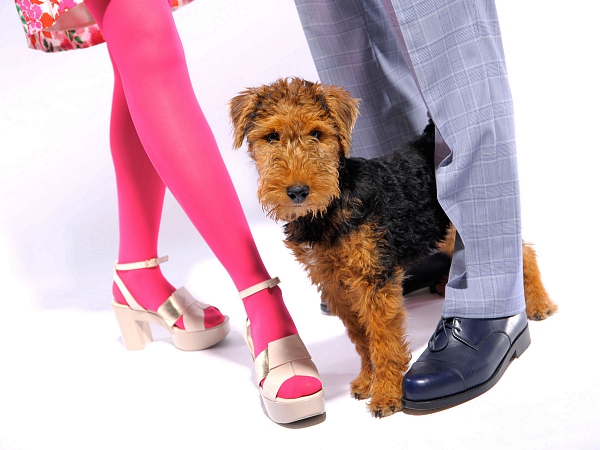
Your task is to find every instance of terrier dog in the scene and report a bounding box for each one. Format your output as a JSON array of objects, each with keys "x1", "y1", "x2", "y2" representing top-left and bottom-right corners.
[{"x1": 229, "y1": 77, "x2": 557, "y2": 417}]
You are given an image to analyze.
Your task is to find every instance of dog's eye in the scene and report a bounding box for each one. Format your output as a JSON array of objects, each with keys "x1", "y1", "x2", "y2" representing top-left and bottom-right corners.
[
  {"x1": 266, "y1": 133, "x2": 280, "y2": 144},
  {"x1": 308, "y1": 130, "x2": 321, "y2": 140}
]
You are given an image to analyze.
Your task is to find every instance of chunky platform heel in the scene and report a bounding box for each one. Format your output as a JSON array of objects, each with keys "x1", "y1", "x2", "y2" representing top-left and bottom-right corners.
[
  {"x1": 241, "y1": 277, "x2": 325, "y2": 423},
  {"x1": 112, "y1": 256, "x2": 230, "y2": 351},
  {"x1": 111, "y1": 301, "x2": 153, "y2": 350}
]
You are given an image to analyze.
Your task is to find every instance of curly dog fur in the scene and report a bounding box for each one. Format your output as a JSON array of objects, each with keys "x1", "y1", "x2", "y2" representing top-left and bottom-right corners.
[{"x1": 229, "y1": 77, "x2": 557, "y2": 417}]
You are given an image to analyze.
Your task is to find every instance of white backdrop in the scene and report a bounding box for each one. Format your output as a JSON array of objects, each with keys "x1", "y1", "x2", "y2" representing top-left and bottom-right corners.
[{"x1": 1, "y1": 1, "x2": 599, "y2": 449}]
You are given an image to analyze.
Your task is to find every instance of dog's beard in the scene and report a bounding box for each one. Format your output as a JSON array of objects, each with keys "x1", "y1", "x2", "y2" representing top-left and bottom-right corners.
[
  {"x1": 261, "y1": 202, "x2": 330, "y2": 222},
  {"x1": 257, "y1": 183, "x2": 336, "y2": 222}
]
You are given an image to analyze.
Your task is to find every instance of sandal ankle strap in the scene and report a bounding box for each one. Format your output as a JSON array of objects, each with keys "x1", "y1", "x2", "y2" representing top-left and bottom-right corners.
[
  {"x1": 114, "y1": 255, "x2": 169, "y2": 271},
  {"x1": 113, "y1": 256, "x2": 169, "y2": 311},
  {"x1": 239, "y1": 277, "x2": 280, "y2": 299}
]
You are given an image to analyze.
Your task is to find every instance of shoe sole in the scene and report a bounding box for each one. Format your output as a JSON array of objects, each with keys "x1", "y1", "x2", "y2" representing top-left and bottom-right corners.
[
  {"x1": 262, "y1": 389, "x2": 325, "y2": 424},
  {"x1": 401, "y1": 324, "x2": 531, "y2": 411}
]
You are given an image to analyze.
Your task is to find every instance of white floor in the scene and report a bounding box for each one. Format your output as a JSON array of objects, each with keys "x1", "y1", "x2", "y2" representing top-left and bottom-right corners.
[{"x1": 1, "y1": 1, "x2": 599, "y2": 449}]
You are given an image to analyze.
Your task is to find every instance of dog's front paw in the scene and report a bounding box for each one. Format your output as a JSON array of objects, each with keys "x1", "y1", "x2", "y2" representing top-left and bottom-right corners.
[
  {"x1": 350, "y1": 373, "x2": 372, "y2": 400},
  {"x1": 368, "y1": 395, "x2": 402, "y2": 418}
]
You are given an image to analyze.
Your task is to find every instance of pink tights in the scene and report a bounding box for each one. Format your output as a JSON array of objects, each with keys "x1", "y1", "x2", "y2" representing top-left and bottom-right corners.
[{"x1": 85, "y1": 0, "x2": 320, "y2": 399}]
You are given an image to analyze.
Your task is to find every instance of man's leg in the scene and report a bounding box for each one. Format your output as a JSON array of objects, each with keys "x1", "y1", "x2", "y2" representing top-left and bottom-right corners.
[
  {"x1": 385, "y1": 0, "x2": 525, "y2": 318},
  {"x1": 383, "y1": 0, "x2": 528, "y2": 409}
]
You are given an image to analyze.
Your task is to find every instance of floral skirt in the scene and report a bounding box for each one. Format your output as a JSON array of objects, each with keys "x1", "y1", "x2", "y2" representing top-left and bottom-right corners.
[{"x1": 14, "y1": 0, "x2": 194, "y2": 53}]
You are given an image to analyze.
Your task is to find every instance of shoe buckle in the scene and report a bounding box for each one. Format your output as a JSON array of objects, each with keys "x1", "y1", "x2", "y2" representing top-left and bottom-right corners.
[{"x1": 144, "y1": 258, "x2": 159, "y2": 268}]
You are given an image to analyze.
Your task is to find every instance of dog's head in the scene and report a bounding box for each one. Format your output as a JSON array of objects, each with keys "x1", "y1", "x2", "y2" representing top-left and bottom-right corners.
[{"x1": 229, "y1": 77, "x2": 359, "y2": 222}]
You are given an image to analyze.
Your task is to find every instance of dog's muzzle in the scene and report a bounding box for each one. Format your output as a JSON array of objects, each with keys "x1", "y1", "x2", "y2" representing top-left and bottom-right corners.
[{"x1": 286, "y1": 185, "x2": 310, "y2": 204}]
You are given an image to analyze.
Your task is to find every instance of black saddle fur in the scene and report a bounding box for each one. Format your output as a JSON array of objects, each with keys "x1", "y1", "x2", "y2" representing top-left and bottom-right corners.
[{"x1": 284, "y1": 120, "x2": 451, "y2": 284}]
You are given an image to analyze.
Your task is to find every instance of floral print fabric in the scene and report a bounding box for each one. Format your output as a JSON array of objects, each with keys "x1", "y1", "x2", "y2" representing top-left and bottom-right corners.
[{"x1": 14, "y1": 0, "x2": 194, "y2": 52}]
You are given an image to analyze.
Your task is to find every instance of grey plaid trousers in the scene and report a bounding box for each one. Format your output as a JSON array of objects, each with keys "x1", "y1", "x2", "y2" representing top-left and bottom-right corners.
[{"x1": 294, "y1": 0, "x2": 525, "y2": 319}]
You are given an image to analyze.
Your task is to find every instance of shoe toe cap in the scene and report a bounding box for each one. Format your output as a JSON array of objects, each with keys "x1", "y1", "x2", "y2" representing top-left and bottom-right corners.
[{"x1": 402, "y1": 360, "x2": 466, "y2": 401}]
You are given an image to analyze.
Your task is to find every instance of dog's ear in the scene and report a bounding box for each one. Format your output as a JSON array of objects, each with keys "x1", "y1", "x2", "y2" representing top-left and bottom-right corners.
[
  {"x1": 320, "y1": 85, "x2": 360, "y2": 157},
  {"x1": 229, "y1": 89, "x2": 259, "y2": 149}
]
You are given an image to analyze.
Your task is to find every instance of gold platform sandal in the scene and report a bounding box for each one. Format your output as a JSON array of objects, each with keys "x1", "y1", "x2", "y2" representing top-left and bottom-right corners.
[
  {"x1": 241, "y1": 277, "x2": 325, "y2": 423},
  {"x1": 111, "y1": 256, "x2": 230, "y2": 351}
]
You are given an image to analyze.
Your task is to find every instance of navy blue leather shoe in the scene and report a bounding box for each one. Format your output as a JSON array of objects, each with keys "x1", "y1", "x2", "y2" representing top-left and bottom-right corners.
[{"x1": 402, "y1": 311, "x2": 530, "y2": 410}]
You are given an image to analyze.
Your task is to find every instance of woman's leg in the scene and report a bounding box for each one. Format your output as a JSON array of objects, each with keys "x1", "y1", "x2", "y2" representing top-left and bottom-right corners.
[
  {"x1": 108, "y1": 53, "x2": 224, "y2": 330},
  {"x1": 86, "y1": 0, "x2": 320, "y2": 398}
]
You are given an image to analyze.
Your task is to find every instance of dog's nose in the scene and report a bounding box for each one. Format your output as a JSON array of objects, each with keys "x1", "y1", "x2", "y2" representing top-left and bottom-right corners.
[{"x1": 286, "y1": 185, "x2": 310, "y2": 204}]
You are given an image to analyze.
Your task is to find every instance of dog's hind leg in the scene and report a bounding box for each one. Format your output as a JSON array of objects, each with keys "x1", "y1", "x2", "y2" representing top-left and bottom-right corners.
[{"x1": 522, "y1": 242, "x2": 557, "y2": 320}]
